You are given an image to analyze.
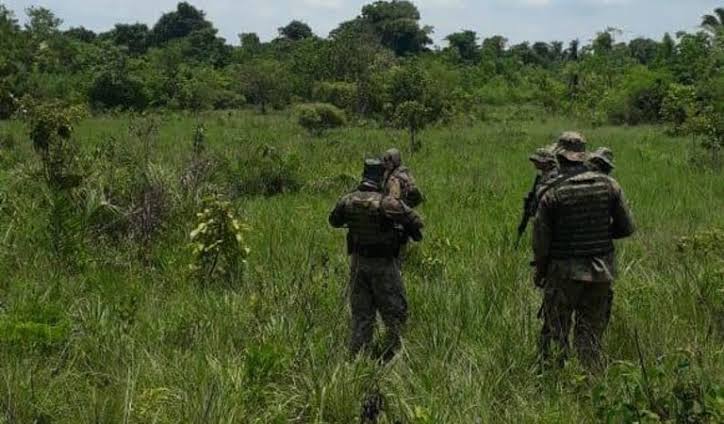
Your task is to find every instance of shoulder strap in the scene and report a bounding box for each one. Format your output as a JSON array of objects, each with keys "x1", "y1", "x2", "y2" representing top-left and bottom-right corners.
[{"x1": 536, "y1": 168, "x2": 589, "y2": 202}]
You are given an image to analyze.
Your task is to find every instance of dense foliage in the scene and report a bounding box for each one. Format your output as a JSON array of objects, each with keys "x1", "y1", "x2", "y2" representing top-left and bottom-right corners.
[
  {"x1": 0, "y1": 2, "x2": 721, "y2": 144},
  {"x1": 0, "y1": 3, "x2": 722, "y2": 421}
]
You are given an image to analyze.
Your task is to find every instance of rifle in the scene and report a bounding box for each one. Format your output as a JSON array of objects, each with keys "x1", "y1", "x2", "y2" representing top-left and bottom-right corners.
[
  {"x1": 515, "y1": 175, "x2": 541, "y2": 247},
  {"x1": 515, "y1": 166, "x2": 589, "y2": 248}
]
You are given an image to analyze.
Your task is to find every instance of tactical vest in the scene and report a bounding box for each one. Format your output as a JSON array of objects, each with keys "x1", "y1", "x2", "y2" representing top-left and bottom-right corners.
[
  {"x1": 344, "y1": 192, "x2": 399, "y2": 257},
  {"x1": 549, "y1": 173, "x2": 614, "y2": 259},
  {"x1": 389, "y1": 167, "x2": 422, "y2": 208}
]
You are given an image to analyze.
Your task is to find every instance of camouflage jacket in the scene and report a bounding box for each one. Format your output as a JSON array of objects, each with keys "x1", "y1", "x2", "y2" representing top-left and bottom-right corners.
[
  {"x1": 533, "y1": 171, "x2": 635, "y2": 283},
  {"x1": 384, "y1": 166, "x2": 423, "y2": 208}
]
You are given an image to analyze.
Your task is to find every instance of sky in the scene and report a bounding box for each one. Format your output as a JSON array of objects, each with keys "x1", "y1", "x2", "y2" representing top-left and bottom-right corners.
[{"x1": 3, "y1": 0, "x2": 721, "y2": 46}]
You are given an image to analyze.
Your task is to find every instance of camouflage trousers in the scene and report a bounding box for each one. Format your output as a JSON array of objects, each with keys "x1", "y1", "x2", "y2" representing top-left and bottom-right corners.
[
  {"x1": 348, "y1": 254, "x2": 408, "y2": 361},
  {"x1": 538, "y1": 279, "x2": 613, "y2": 370}
]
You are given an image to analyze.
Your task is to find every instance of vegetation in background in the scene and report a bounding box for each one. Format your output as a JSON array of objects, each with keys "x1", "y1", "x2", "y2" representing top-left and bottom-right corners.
[{"x1": 0, "y1": 1, "x2": 722, "y2": 422}]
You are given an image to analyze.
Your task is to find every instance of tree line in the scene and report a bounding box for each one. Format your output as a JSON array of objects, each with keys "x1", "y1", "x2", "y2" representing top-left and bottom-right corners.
[{"x1": 0, "y1": 1, "x2": 722, "y2": 145}]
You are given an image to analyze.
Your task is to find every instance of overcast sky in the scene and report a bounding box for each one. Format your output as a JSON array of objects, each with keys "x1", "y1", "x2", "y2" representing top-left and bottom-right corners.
[{"x1": 3, "y1": 0, "x2": 720, "y2": 46}]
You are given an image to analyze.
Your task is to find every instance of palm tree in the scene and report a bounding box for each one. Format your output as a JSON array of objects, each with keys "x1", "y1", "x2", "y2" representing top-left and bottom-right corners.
[{"x1": 701, "y1": 7, "x2": 724, "y2": 34}]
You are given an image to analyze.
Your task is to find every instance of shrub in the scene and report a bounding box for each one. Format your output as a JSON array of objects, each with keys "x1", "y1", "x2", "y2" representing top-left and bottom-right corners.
[
  {"x1": 660, "y1": 83, "x2": 698, "y2": 134},
  {"x1": 189, "y1": 195, "x2": 250, "y2": 286},
  {"x1": 88, "y1": 71, "x2": 149, "y2": 111},
  {"x1": 236, "y1": 145, "x2": 301, "y2": 196},
  {"x1": 312, "y1": 81, "x2": 358, "y2": 111},
  {"x1": 174, "y1": 65, "x2": 244, "y2": 111},
  {"x1": 296, "y1": 103, "x2": 346, "y2": 135},
  {"x1": 601, "y1": 67, "x2": 669, "y2": 125}
]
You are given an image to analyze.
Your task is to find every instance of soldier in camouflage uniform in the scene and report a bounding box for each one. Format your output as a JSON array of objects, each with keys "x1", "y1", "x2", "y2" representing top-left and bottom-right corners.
[
  {"x1": 533, "y1": 144, "x2": 635, "y2": 371},
  {"x1": 587, "y1": 147, "x2": 615, "y2": 175},
  {"x1": 329, "y1": 159, "x2": 424, "y2": 361},
  {"x1": 530, "y1": 148, "x2": 559, "y2": 196},
  {"x1": 382, "y1": 148, "x2": 423, "y2": 208}
]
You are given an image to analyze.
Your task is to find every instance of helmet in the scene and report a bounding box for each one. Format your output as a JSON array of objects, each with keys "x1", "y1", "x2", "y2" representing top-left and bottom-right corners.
[
  {"x1": 383, "y1": 148, "x2": 402, "y2": 170},
  {"x1": 556, "y1": 131, "x2": 587, "y2": 153},
  {"x1": 361, "y1": 158, "x2": 385, "y2": 189},
  {"x1": 590, "y1": 147, "x2": 614, "y2": 170},
  {"x1": 529, "y1": 147, "x2": 556, "y2": 164}
]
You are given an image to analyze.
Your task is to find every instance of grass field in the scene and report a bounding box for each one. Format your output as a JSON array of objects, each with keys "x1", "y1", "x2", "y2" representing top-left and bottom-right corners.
[{"x1": 0, "y1": 109, "x2": 722, "y2": 423}]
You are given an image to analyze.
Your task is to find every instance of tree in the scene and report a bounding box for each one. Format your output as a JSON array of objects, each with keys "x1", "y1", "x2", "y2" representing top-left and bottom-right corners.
[
  {"x1": 64, "y1": 26, "x2": 96, "y2": 43},
  {"x1": 182, "y1": 27, "x2": 232, "y2": 67},
  {"x1": 24, "y1": 6, "x2": 61, "y2": 40},
  {"x1": 567, "y1": 39, "x2": 580, "y2": 61},
  {"x1": 108, "y1": 23, "x2": 150, "y2": 55},
  {"x1": 510, "y1": 42, "x2": 535, "y2": 65},
  {"x1": 394, "y1": 100, "x2": 428, "y2": 152},
  {"x1": 482, "y1": 35, "x2": 507, "y2": 59},
  {"x1": 386, "y1": 64, "x2": 442, "y2": 151},
  {"x1": 88, "y1": 48, "x2": 149, "y2": 110},
  {"x1": 237, "y1": 59, "x2": 291, "y2": 113},
  {"x1": 701, "y1": 7, "x2": 724, "y2": 35},
  {"x1": 358, "y1": 0, "x2": 433, "y2": 56},
  {"x1": 151, "y1": 2, "x2": 212, "y2": 45},
  {"x1": 532, "y1": 42, "x2": 552, "y2": 66},
  {"x1": 629, "y1": 37, "x2": 659, "y2": 65},
  {"x1": 445, "y1": 30, "x2": 480, "y2": 63},
  {"x1": 239, "y1": 32, "x2": 261, "y2": 52},
  {"x1": 278, "y1": 20, "x2": 313, "y2": 41},
  {"x1": 657, "y1": 32, "x2": 675, "y2": 64},
  {"x1": 593, "y1": 30, "x2": 615, "y2": 56},
  {"x1": 671, "y1": 32, "x2": 714, "y2": 84},
  {"x1": 0, "y1": 4, "x2": 25, "y2": 118},
  {"x1": 550, "y1": 41, "x2": 564, "y2": 60}
]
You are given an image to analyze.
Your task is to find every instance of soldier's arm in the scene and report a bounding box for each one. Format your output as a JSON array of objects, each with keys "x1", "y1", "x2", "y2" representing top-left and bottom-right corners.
[
  {"x1": 328, "y1": 197, "x2": 348, "y2": 228},
  {"x1": 401, "y1": 170, "x2": 424, "y2": 207},
  {"x1": 610, "y1": 180, "x2": 635, "y2": 239},
  {"x1": 532, "y1": 192, "x2": 555, "y2": 272},
  {"x1": 406, "y1": 189, "x2": 423, "y2": 208},
  {"x1": 386, "y1": 176, "x2": 402, "y2": 199},
  {"x1": 381, "y1": 196, "x2": 424, "y2": 241}
]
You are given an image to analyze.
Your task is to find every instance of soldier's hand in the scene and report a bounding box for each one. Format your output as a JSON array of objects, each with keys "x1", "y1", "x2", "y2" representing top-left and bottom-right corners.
[{"x1": 409, "y1": 228, "x2": 423, "y2": 242}]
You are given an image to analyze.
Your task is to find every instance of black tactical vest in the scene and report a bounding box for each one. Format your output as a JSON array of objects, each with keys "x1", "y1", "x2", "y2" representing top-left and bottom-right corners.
[
  {"x1": 549, "y1": 173, "x2": 614, "y2": 259},
  {"x1": 344, "y1": 192, "x2": 398, "y2": 257}
]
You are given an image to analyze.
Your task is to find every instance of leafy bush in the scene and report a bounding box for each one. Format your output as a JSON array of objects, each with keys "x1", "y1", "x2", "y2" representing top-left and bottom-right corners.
[
  {"x1": 173, "y1": 65, "x2": 243, "y2": 111},
  {"x1": 88, "y1": 70, "x2": 149, "y2": 111},
  {"x1": 593, "y1": 354, "x2": 722, "y2": 423},
  {"x1": 601, "y1": 67, "x2": 669, "y2": 125},
  {"x1": 312, "y1": 81, "x2": 358, "y2": 111},
  {"x1": 236, "y1": 145, "x2": 301, "y2": 196},
  {"x1": 296, "y1": 102, "x2": 346, "y2": 135},
  {"x1": 660, "y1": 83, "x2": 698, "y2": 134},
  {"x1": 189, "y1": 195, "x2": 250, "y2": 285}
]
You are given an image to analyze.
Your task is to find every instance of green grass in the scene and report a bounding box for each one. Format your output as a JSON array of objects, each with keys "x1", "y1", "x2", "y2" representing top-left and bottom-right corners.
[{"x1": 0, "y1": 109, "x2": 722, "y2": 422}]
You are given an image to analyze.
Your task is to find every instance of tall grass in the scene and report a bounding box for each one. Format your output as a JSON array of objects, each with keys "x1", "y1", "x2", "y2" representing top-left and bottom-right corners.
[{"x1": 0, "y1": 109, "x2": 721, "y2": 422}]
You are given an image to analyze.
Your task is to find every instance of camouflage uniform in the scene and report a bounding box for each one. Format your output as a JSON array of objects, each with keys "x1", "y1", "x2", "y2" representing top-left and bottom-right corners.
[
  {"x1": 533, "y1": 148, "x2": 635, "y2": 370},
  {"x1": 588, "y1": 147, "x2": 615, "y2": 175},
  {"x1": 544, "y1": 131, "x2": 588, "y2": 157},
  {"x1": 329, "y1": 159, "x2": 424, "y2": 360},
  {"x1": 529, "y1": 148, "x2": 560, "y2": 198},
  {"x1": 383, "y1": 148, "x2": 423, "y2": 208}
]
